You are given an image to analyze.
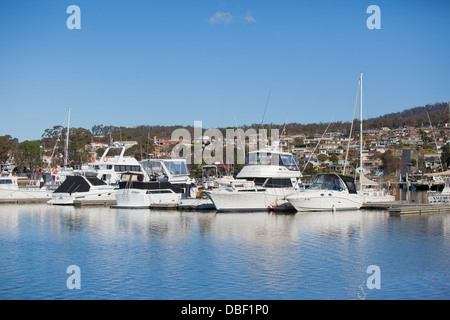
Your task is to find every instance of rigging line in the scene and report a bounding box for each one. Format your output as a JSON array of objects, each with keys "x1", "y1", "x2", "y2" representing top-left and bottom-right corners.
[
  {"x1": 260, "y1": 89, "x2": 272, "y2": 129},
  {"x1": 48, "y1": 110, "x2": 70, "y2": 169},
  {"x1": 301, "y1": 117, "x2": 334, "y2": 175},
  {"x1": 426, "y1": 110, "x2": 443, "y2": 172},
  {"x1": 343, "y1": 76, "x2": 361, "y2": 175}
]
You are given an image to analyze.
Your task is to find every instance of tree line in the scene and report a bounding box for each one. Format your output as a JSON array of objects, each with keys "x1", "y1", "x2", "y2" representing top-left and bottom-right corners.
[{"x1": 0, "y1": 101, "x2": 448, "y2": 174}]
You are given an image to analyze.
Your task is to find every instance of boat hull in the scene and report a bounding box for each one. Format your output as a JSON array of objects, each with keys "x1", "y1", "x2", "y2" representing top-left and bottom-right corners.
[
  {"x1": 114, "y1": 188, "x2": 181, "y2": 208},
  {"x1": 49, "y1": 189, "x2": 116, "y2": 205},
  {"x1": 0, "y1": 187, "x2": 52, "y2": 202},
  {"x1": 205, "y1": 188, "x2": 297, "y2": 212},
  {"x1": 287, "y1": 190, "x2": 363, "y2": 212}
]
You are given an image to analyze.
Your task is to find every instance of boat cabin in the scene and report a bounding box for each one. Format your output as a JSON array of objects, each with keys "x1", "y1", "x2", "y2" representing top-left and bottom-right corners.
[{"x1": 307, "y1": 174, "x2": 357, "y2": 194}]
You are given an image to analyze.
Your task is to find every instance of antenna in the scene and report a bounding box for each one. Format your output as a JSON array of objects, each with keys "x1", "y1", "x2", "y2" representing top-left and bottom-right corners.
[{"x1": 64, "y1": 108, "x2": 70, "y2": 169}]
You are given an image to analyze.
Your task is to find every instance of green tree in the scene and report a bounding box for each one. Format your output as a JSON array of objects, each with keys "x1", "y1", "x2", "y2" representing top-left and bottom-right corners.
[
  {"x1": 440, "y1": 144, "x2": 450, "y2": 170},
  {"x1": 0, "y1": 135, "x2": 19, "y2": 163},
  {"x1": 329, "y1": 154, "x2": 339, "y2": 164},
  {"x1": 18, "y1": 140, "x2": 41, "y2": 167},
  {"x1": 380, "y1": 150, "x2": 402, "y2": 175}
]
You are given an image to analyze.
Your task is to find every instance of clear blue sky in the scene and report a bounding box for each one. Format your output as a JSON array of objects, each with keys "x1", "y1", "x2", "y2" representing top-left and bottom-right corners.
[{"x1": 1, "y1": 0, "x2": 449, "y2": 142}]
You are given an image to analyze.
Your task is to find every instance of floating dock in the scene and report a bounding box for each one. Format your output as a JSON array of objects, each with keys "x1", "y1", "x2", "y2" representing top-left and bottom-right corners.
[
  {"x1": 0, "y1": 199, "x2": 50, "y2": 204},
  {"x1": 362, "y1": 201, "x2": 450, "y2": 215},
  {"x1": 73, "y1": 200, "x2": 116, "y2": 207}
]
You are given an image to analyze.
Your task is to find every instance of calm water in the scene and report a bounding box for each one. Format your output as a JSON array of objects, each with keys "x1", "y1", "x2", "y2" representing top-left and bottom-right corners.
[{"x1": 0, "y1": 202, "x2": 449, "y2": 300}]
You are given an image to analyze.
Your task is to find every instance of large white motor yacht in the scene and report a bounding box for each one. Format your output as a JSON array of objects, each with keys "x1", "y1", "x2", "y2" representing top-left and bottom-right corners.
[
  {"x1": 286, "y1": 174, "x2": 363, "y2": 212},
  {"x1": 204, "y1": 146, "x2": 303, "y2": 212}
]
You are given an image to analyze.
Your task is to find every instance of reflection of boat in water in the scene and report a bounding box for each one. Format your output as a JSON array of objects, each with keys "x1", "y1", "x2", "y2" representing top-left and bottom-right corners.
[
  {"x1": 204, "y1": 146, "x2": 303, "y2": 212},
  {"x1": 286, "y1": 174, "x2": 363, "y2": 212}
]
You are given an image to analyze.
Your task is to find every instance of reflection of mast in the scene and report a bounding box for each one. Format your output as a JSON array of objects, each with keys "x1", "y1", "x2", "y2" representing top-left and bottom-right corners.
[{"x1": 64, "y1": 108, "x2": 71, "y2": 168}]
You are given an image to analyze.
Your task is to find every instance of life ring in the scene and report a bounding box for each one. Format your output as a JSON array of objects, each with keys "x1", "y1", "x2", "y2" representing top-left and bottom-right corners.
[
  {"x1": 52, "y1": 167, "x2": 57, "y2": 174},
  {"x1": 137, "y1": 174, "x2": 143, "y2": 182},
  {"x1": 103, "y1": 156, "x2": 108, "y2": 162},
  {"x1": 37, "y1": 167, "x2": 43, "y2": 173},
  {"x1": 91, "y1": 156, "x2": 96, "y2": 163}
]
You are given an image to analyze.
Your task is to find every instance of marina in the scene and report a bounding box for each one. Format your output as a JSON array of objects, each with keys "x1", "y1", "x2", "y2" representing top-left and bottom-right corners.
[{"x1": 1, "y1": 1, "x2": 449, "y2": 303}]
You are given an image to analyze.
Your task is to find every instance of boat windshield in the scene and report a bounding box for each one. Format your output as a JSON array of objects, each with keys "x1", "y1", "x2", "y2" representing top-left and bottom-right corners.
[
  {"x1": 0, "y1": 179, "x2": 13, "y2": 184},
  {"x1": 308, "y1": 174, "x2": 346, "y2": 191},
  {"x1": 141, "y1": 160, "x2": 164, "y2": 176},
  {"x1": 163, "y1": 160, "x2": 189, "y2": 176},
  {"x1": 246, "y1": 152, "x2": 299, "y2": 171},
  {"x1": 280, "y1": 154, "x2": 299, "y2": 171}
]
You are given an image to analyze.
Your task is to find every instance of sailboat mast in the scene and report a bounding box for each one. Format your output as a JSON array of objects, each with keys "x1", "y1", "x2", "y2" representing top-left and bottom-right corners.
[
  {"x1": 360, "y1": 73, "x2": 363, "y2": 188},
  {"x1": 64, "y1": 108, "x2": 71, "y2": 168}
]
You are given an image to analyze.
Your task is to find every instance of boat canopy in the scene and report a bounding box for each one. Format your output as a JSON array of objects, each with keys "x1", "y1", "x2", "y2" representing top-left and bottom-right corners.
[
  {"x1": 53, "y1": 176, "x2": 106, "y2": 194},
  {"x1": 245, "y1": 152, "x2": 299, "y2": 171},
  {"x1": 141, "y1": 159, "x2": 190, "y2": 177},
  {"x1": 308, "y1": 174, "x2": 357, "y2": 194}
]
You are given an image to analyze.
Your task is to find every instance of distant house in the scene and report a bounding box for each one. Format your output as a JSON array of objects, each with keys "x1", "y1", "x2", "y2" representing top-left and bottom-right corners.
[
  {"x1": 42, "y1": 155, "x2": 52, "y2": 164},
  {"x1": 86, "y1": 141, "x2": 108, "y2": 152},
  {"x1": 153, "y1": 136, "x2": 170, "y2": 145}
]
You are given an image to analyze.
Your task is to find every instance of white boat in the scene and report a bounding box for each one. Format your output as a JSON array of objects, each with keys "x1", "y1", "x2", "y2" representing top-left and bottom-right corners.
[
  {"x1": 204, "y1": 146, "x2": 303, "y2": 212},
  {"x1": 0, "y1": 175, "x2": 52, "y2": 202},
  {"x1": 286, "y1": 173, "x2": 363, "y2": 211},
  {"x1": 343, "y1": 72, "x2": 395, "y2": 204},
  {"x1": 84, "y1": 142, "x2": 145, "y2": 186},
  {"x1": 114, "y1": 158, "x2": 198, "y2": 208},
  {"x1": 428, "y1": 176, "x2": 450, "y2": 204},
  {"x1": 48, "y1": 175, "x2": 117, "y2": 205},
  {"x1": 359, "y1": 172, "x2": 395, "y2": 203},
  {"x1": 48, "y1": 143, "x2": 146, "y2": 206},
  {"x1": 200, "y1": 164, "x2": 236, "y2": 190}
]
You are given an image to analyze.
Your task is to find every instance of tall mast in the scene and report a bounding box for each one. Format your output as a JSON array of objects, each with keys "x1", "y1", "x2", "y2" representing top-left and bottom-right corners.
[
  {"x1": 64, "y1": 108, "x2": 70, "y2": 168},
  {"x1": 360, "y1": 72, "x2": 363, "y2": 188}
]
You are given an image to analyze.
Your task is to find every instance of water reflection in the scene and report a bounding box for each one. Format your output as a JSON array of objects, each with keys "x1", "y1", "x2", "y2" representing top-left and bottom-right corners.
[{"x1": 0, "y1": 204, "x2": 449, "y2": 299}]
